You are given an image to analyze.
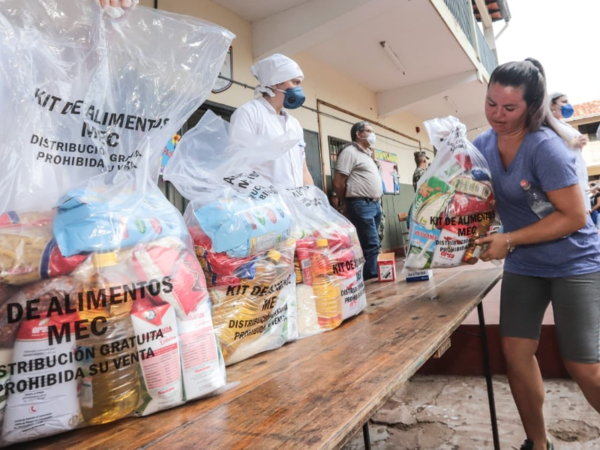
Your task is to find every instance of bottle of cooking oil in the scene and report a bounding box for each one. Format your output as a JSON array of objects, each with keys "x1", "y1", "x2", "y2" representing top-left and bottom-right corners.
[
  {"x1": 78, "y1": 252, "x2": 140, "y2": 425},
  {"x1": 311, "y1": 239, "x2": 342, "y2": 330}
]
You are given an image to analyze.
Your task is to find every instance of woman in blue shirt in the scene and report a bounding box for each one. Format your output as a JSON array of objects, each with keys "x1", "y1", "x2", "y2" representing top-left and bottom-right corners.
[{"x1": 475, "y1": 58, "x2": 600, "y2": 450}]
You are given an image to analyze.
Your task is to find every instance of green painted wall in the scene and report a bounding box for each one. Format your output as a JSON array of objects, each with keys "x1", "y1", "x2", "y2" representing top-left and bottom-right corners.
[{"x1": 380, "y1": 183, "x2": 414, "y2": 253}]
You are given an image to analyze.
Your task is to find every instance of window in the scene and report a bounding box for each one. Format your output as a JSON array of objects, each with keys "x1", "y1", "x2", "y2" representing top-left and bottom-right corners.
[
  {"x1": 578, "y1": 122, "x2": 600, "y2": 142},
  {"x1": 328, "y1": 136, "x2": 352, "y2": 173},
  {"x1": 326, "y1": 137, "x2": 352, "y2": 192}
]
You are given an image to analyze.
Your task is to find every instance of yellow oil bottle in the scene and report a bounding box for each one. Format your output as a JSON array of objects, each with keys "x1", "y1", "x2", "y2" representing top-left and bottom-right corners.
[{"x1": 78, "y1": 252, "x2": 140, "y2": 425}]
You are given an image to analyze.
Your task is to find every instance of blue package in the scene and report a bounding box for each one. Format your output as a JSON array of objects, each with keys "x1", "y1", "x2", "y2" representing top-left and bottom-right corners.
[
  {"x1": 195, "y1": 196, "x2": 292, "y2": 258},
  {"x1": 54, "y1": 188, "x2": 186, "y2": 256},
  {"x1": 470, "y1": 169, "x2": 491, "y2": 181}
]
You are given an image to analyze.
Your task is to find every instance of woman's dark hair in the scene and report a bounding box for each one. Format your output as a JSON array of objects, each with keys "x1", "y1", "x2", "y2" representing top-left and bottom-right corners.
[
  {"x1": 350, "y1": 121, "x2": 371, "y2": 142},
  {"x1": 488, "y1": 58, "x2": 568, "y2": 143}
]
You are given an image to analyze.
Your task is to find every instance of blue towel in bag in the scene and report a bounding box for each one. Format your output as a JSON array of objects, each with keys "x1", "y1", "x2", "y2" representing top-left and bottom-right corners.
[
  {"x1": 54, "y1": 188, "x2": 186, "y2": 256},
  {"x1": 195, "y1": 196, "x2": 292, "y2": 258}
]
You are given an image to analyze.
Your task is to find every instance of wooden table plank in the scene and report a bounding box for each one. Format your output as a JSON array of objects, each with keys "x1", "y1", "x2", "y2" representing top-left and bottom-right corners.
[{"x1": 19, "y1": 266, "x2": 501, "y2": 450}]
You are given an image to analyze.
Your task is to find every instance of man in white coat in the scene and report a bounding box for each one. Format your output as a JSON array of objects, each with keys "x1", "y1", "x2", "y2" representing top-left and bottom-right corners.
[{"x1": 230, "y1": 54, "x2": 314, "y2": 189}]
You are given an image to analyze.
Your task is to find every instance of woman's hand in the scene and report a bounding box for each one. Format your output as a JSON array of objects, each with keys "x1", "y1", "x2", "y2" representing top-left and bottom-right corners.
[
  {"x1": 476, "y1": 233, "x2": 510, "y2": 262},
  {"x1": 573, "y1": 134, "x2": 589, "y2": 149},
  {"x1": 96, "y1": 0, "x2": 138, "y2": 18}
]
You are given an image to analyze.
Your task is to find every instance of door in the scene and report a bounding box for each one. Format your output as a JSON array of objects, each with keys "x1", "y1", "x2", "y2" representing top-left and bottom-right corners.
[{"x1": 303, "y1": 129, "x2": 323, "y2": 191}]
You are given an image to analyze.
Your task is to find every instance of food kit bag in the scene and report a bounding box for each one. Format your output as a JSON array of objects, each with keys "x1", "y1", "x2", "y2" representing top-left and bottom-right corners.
[
  {"x1": 0, "y1": 0, "x2": 233, "y2": 445},
  {"x1": 405, "y1": 116, "x2": 501, "y2": 270},
  {"x1": 282, "y1": 186, "x2": 366, "y2": 338},
  {"x1": 164, "y1": 110, "x2": 299, "y2": 365}
]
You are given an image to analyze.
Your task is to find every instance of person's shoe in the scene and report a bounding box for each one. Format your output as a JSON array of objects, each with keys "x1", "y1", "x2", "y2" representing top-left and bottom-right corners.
[
  {"x1": 519, "y1": 437, "x2": 554, "y2": 450},
  {"x1": 520, "y1": 439, "x2": 534, "y2": 450}
]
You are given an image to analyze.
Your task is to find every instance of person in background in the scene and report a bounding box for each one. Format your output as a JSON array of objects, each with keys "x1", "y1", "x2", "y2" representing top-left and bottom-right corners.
[
  {"x1": 549, "y1": 92, "x2": 590, "y2": 213},
  {"x1": 591, "y1": 185, "x2": 600, "y2": 228},
  {"x1": 412, "y1": 151, "x2": 429, "y2": 192},
  {"x1": 407, "y1": 151, "x2": 429, "y2": 229},
  {"x1": 230, "y1": 54, "x2": 313, "y2": 189},
  {"x1": 475, "y1": 58, "x2": 600, "y2": 450},
  {"x1": 374, "y1": 160, "x2": 386, "y2": 244},
  {"x1": 391, "y1": 164, "x2": 400, "y2": 194},
  {"x1": 333, "y1": 121, "x2": 383, "y2": 280}
]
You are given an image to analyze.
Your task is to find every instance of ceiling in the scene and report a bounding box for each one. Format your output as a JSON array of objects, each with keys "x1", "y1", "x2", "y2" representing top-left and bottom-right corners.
[
  {"x1": 305, "y1": 0, "x2": 473, "y2": 93},
  {"x1": 212, "y1": 0, "x2": 310, "y2": 22},
  {"x1": 213, "y1": 0, "x2": 489, "y2": 122}
]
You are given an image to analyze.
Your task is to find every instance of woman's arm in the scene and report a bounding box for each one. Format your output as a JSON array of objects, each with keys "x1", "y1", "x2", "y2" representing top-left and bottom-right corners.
[{"x1": 477, "y1": 184, "x2": 587, "y2": 261}]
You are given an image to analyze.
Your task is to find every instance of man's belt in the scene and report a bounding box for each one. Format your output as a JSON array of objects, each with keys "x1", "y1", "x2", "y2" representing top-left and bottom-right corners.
[{"x1": 346, "y1": 197, "x2": 379, "y2": 202}]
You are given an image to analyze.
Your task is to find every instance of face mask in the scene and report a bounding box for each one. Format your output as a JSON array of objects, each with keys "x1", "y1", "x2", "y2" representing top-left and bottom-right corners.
[
  {"x1": 275, "y1": 86, "x2": 305, "y2": 109},
  {"x1": 367, "y1": 133, "x2": 377, "y2": 145},
  {"x1": 561, "y1": 103, "x2": 574, "y2": 119}
]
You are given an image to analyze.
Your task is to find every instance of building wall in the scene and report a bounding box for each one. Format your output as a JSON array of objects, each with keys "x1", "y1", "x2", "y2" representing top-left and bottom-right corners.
[
  {"x1": 568, "y1": 116, "x2": 600, "y2": 176},
  {"x1": 141, "y1": 0, "x2": 428, "y2": 186}
]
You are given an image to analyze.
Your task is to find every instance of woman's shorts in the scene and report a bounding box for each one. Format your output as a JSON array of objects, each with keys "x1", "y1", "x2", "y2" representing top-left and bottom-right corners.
[{"x1": 501, "y1": 270, "x2": 600, "y2": 364}]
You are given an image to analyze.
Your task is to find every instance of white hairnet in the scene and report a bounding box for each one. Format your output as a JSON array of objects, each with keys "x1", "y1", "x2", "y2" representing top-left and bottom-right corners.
[
  {"x1": 549, "y1": 91, "x2": 566, "y2": 104},
  {"x1": 251, "y1": 54, "x2": 304, "y2": 97}
]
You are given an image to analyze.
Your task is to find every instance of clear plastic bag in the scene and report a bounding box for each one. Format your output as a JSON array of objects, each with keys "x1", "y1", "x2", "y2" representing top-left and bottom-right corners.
[
  {"x1": 164, "y1": 110, "x2": 300, "y2": 365},
  {"x1": 405, "y1": 116, "x2": 501, "y2": 270},
  {"x1": 0, "y1": 1, "x2": 233, "y2": 445},
  {"x1": 0, "y1": 0, "x2": 234, "y2": 212},
  {"x1": 281, "y1": 186, "x2": 367, "y2": 338}
]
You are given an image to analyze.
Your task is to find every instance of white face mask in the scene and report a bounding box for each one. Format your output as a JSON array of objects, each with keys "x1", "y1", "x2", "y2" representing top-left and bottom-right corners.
[{"x1": 366, "y1": 133, "x2": 376, "y2": 145}]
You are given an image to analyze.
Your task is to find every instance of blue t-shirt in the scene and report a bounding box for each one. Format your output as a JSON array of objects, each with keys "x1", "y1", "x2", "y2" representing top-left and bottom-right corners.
[{"x1": 473, "y1": 127, "x2": 600, "y2": 277}]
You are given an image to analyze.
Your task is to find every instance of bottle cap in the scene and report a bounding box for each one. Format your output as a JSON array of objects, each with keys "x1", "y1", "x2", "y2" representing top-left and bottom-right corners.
[
  {"x1": 266, "y1": 250, "x2": 282, "y2": 263},
  {"x1": 316, "y1": 238, "x2": 328, "y2": 247},
  {"x1": 520, "y1": 180, "x2": 531, "y2": 190},
  {"x1": 92, "y1": 252, "x2": 118, "y2": 268}
]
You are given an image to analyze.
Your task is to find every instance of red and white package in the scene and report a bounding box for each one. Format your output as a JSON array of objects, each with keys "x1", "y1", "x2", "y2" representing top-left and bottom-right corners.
[
  {"x1": 131, "y1": 299, "x2": 184, "y2": 416},
  {"x1": 132, "y1": 237, "x2": 209, "y2": 319}
]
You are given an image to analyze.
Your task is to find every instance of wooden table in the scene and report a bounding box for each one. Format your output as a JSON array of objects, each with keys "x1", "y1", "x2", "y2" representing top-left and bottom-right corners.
[{"x1": 20, "y1": 265, "x2": 502, "y2": 450}]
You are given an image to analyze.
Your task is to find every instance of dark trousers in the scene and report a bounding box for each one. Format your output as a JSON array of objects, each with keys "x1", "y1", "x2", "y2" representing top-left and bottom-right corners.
[{"x1": 346, "y1": 199, "x2": 382, "y2": 280}]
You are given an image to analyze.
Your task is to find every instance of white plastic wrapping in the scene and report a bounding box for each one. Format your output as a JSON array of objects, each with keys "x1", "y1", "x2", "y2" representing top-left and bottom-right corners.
[
  {"x1": 164, "y1": 111, "x2": 300, "y2": 365},
  {"x1": 0, "y1": 1, "x2": 233, "y2": 445},
  {"x1": 405, "y1": 116, "x2": 501, "y2": 270},
  {"x1": 0, "y1": 0, "x2": 234, "y2": 212}
]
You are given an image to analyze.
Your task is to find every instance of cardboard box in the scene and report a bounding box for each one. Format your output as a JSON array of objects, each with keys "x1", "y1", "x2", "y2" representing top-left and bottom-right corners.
[
  {"x1": 406, "y1": 269, "x2": 433, "y2": 282},
  {"x1": 377, "y1": 253, "x2": 396, "y2": 282}
]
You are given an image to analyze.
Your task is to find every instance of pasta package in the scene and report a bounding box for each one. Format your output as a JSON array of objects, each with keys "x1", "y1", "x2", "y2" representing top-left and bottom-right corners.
[
  {"x1": 208, "y1": 239, "x2": 297, "y2": 366},
  {"x1": 0, "y1": 212, "x2": 85, "y2": 285}
]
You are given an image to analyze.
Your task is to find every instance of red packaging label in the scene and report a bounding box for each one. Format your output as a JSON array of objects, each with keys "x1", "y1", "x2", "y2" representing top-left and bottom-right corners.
[
  {"x1": 446, "y1": 192, "x2": 494, "y2": 218},
  {"x1": 133, "y1": 243, "x2": 209, "y2": 318},
  {"x1": 17, "y1": 313, "x2": 80, "y2": 341},
  {"x1": 331, "y1": 248, "x2": 358, "y2": 278},
  {"x1": 41, "y1": 239, "x2": 87, "y2": 280}
]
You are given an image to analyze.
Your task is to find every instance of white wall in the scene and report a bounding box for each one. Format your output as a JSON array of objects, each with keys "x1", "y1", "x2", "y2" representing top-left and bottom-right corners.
[{"x1": 142, "y1": 0, "x2": 429, "y2": 189}]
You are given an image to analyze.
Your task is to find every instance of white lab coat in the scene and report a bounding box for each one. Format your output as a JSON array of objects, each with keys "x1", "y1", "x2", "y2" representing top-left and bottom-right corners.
[{"x1": 230, "y1": 97, "x2": 306, "y2": 189}]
